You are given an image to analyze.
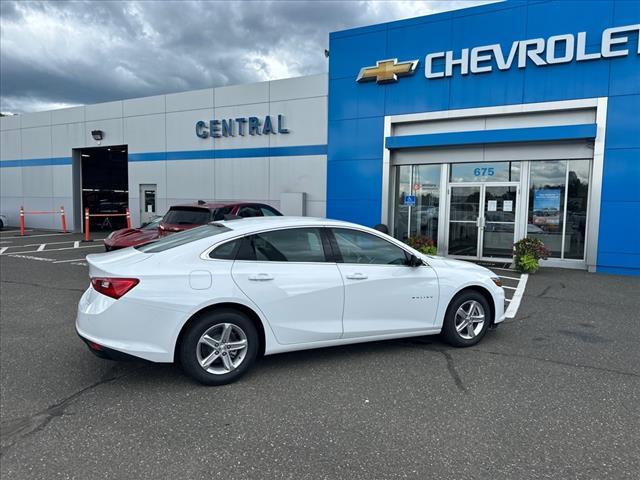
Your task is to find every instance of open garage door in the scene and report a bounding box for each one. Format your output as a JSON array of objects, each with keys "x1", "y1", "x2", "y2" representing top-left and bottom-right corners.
[{"x1": 77, "y1": 146, "x2": 129, "y2": 232}]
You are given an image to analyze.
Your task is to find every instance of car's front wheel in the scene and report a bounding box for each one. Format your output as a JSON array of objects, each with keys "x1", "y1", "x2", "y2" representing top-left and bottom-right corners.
[
  {"x1": 179, "y1": 310, "x2": 258, "y2": 385},
  {"x1": 441, "y1": 291, "x2": 491, "y2": 347}
]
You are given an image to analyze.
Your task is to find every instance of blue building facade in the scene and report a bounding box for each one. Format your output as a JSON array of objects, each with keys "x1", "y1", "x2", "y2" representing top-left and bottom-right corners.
[{"x1": 327, "y1": 0, "x2": 640, "y2": 275}]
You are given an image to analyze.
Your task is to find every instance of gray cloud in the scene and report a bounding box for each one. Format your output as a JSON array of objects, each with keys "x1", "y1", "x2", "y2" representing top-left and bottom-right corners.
[{"x1": 0, "y1": 0, "x2": 492, "y2": 113}]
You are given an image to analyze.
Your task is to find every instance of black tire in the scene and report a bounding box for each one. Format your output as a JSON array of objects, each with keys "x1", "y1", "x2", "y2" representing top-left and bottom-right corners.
[
  {"x1": 0, "y1": 218, "x2": 4, "y2": 230},
  {"x1": 179, "y1": 309, "x2": 259, "y2": 386},
  {"x1": 441, "y1": 290, "x2": 491, "y2": 347}
]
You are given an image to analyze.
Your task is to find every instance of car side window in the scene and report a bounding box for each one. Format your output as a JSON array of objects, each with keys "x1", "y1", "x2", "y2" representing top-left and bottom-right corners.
[
  {"x1": 212, "y1": 206, "x2": 234, "y2": 221},
  {"x1": 209, "y1": 238, "x2": 242, "y2": 260},
  {"x1": 238, "y1": 206, "x2": 261, "y2": 218},
  {"x1": 237, "y1": 228, "x2": 327, "y2": 262},
  {"x1": 260, "y1": 206, "x2": 279, "y2": 217},
  {"x1": 332, "y1": 228, "x2": 407, "y2": 265}
]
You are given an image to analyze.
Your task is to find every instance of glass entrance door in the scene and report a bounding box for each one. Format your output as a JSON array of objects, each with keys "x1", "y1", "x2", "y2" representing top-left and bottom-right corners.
[
  {"x1": 482, "y1": 185, "x2": 517, "y2": 257},
  {"x1": 448, "y1": 186, "x2": 481, "y2": 256},
  {"x1": 447, "y1": 184, "x2": 518, "y2": 259}
]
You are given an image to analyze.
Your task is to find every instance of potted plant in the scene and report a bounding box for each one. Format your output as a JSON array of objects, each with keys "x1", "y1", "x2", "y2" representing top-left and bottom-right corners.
[
  {"x1": 406, "y1": 235, "x2": 437, "y2": 256},
  {"x1": 513, "y1": 238, "x2": 550, "y2": 273}
]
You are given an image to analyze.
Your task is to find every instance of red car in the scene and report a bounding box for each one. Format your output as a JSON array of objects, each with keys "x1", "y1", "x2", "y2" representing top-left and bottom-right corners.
[
  {"x1": 158, "y1": 201, "x2": 282, "y2": 236},
  {"x1": 104, "y1": 216, "x2": 162, "y2": 251},
  {"x1": 104, "y1": 202, "x2": 282, "y2": 250}
]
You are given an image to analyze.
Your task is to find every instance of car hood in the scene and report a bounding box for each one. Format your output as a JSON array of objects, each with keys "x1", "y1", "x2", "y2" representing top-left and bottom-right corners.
[
  {"x1": 159, "y1": 223, "x2": 200, "y2": 235},
  {"x1": 110, "y1": 228, "x2": 139, "y2": 238},
  {"x1": 422, "y1": 255, "x2": 495, "y2": 276},
  {"x1": 110, "y1": 228, "x2": 158, "y2": 245}
]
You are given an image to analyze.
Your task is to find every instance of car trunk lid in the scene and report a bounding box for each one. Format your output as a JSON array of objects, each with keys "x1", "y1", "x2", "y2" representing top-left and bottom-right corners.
[{"x1": 86, "y1": 248, "x2": 152, "y2": 277}]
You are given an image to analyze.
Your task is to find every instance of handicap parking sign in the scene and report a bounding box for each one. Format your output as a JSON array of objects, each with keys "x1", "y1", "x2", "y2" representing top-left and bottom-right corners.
[{"x1": 404, "y1": 195, "x2": 416, "y2": 206}]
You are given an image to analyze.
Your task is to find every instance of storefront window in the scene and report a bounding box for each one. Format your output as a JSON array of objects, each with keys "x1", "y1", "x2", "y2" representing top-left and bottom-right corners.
[
  {"x1": 450, "y1": 161, "x2": 520, "y2": 183},
  {"x1": 527, "y1": 160, "x2": 590, "y2": 259},
  {"x1": 393, "y1": 165, "x2": 440, "y2": 245},
  {"x1": 564, "y1": 160, "x2": 590, "y2": 259},
  {"x1": 528, "y1": 161, "x2": 566, "y2": 257}
]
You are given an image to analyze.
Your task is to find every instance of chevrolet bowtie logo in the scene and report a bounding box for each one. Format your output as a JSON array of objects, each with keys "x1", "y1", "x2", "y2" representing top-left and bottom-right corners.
[{"x1": 356, "y1": 58, "x2": 419, "y2": 84}]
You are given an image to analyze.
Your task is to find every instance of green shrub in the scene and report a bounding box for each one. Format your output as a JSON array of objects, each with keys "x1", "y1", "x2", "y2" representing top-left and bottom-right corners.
[
  {"x1": 406, "y1": 235, "x2": 437, "y2": 255},
  {"x1": 516, "y1": 253, "x2": 539, "y2": 273},
  {"x1": 513, "y1": 237, "x2": 550, "y2": 274}
]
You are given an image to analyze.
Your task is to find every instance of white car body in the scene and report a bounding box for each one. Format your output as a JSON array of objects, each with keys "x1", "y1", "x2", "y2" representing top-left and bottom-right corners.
[{"x1": 76, "y1": 217, "x2": 505, "y2": 363}]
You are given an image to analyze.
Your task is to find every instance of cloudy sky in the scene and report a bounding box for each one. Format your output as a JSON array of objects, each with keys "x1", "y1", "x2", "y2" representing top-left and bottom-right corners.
[{"x1": 0, "y1": 0, "x2": 493, "y2": 113}]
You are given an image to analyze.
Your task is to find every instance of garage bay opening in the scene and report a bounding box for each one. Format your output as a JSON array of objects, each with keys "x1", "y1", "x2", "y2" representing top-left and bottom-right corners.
[{"x1": 75, "y1": 146, "x2": 129, "y2": 232}]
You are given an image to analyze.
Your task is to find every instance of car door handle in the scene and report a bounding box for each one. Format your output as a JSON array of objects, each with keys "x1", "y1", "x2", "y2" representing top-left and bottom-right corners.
[
  {"x1": 248, "y1": 273, "x2": 274, "y2": 281},
  {"x1": 345, "y1": 273, "x2": 368, "y2": 280}
]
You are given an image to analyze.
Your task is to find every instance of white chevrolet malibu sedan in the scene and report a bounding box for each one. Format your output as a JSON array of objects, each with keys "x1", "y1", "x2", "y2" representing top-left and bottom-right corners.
[{"x1": 77, "y1": 217, "x2": 505, "y2": 385}]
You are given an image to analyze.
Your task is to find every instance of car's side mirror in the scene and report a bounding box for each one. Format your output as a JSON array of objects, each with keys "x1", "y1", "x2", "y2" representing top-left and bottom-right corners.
[{"x1": 407, "y1": 254, "x2": 424, "y2": 267}]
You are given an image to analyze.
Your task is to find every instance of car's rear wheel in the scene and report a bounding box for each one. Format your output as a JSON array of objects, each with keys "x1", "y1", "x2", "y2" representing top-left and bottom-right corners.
[
  {"x1": 179, "y1": 310, "x2": 258, "y2": 386},
  {"x1": 441, "y1": 291, "x2": 490, "y2": 347}
]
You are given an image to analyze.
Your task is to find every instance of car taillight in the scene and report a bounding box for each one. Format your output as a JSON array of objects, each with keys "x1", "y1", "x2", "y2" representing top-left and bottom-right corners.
[{"x1": 91, "y1": 277, "x2": 139, "y2": 299}]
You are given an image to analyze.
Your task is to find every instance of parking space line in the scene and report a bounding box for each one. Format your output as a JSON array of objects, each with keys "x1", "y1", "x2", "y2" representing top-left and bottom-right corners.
[
  {"x1": 505, "y1": 274, "x2": 529, "y2": 319},
  {"x1": 498, "y1": 275, "x2": 521, "y2": 281},
  {"x1": 0, "y1": 229, "x2": 33, "y2": 236},
  {"x1": 2, "y1": 244, "x2": 104, "y2": 255},
  {"x1": 0, "y1": 247, "x2": 7, "y2": 255},
  {"x1": 502, "y1": 285, "x2": 517, "y2": 291},
  {"x1": 53, "y1": 258, "x2": 87, "y2": 264},
  {"x1": 36, "y1": 244, "x2": 46, "y2": 252},
  {"x1": 17, "y1": 240, "x2": 77, "y2": 248},
  {"x1": 0, "y1": 232, "x2": 73, "y2": 239},
  {"x1": 6, "y1": 254, "x2": 56, "y2": 262}
]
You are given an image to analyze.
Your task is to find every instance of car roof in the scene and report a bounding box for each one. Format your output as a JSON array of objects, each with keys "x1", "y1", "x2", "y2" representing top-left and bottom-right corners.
[
  {"x1": 213, "y1": 216, "x2": 362, "y2": 235},
  {"x1": 169, "y1": 201, "x2": 271, "y2": 210}
]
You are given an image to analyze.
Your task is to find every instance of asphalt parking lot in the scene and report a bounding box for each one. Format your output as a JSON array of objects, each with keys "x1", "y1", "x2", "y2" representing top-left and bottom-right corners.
[{"x1": 1, "y1": 229, "x2": 639, "y2": 479}]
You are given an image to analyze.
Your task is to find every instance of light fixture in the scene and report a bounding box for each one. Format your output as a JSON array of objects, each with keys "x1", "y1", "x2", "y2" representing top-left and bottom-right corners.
[
  {"x1": 91, "y1": 130, "x2": 103, "y2": 141},
  {"x1": 81, "y1": 154, "x2": 90, "y2": 157}
]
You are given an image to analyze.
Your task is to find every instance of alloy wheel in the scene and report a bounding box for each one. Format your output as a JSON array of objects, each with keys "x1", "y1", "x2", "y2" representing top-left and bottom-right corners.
[
  {"x1": 454, "y1": 300, "x2": 485, "y2": 340},
  {"x1": 196, "y1": 323, "x2": 249, "y2": 375}
]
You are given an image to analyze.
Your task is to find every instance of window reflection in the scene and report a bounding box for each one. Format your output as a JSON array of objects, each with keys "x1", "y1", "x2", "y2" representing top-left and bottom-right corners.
[
  {"x1": 564, "y1": 160, "x2": 590, "y2": 259},
  {"x1": 528, "y1": 161, "x2": 566, "y2": 257},
  {"x1": 394, "y1": 165, "x2": 440, "y2": 245},
  {"x1": 527, "y1": 160, "x2": 590, "y2": 259}
]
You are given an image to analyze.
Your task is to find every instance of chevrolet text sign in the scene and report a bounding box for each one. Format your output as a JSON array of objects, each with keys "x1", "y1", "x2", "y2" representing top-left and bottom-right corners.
[
  {"x1": 426, "y1": 24, "x2": 639, "y2": 78},
  {"x1": 358, "y1": 24, "x2": 640, "y2": 84}
]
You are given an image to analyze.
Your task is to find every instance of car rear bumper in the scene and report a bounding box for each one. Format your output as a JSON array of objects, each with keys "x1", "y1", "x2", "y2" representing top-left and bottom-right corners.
[
  {"x1": 77, "y1": 330, "x2": 147, "y2": 362},
  {"x1": 75, "y1": 287, "x2": 184, "y2": 363}
]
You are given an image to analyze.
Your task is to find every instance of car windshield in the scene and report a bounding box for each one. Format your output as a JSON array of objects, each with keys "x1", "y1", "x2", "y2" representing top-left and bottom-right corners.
[
  {"x1": 141, "y1": 217, "x2": 162, "y2": 230},
  {"x1": 162, "y1": 207, "x2": 211, "y2": 225},
  {"x1": 136, "y1": 224, "x2": 231, "y2": 253}
]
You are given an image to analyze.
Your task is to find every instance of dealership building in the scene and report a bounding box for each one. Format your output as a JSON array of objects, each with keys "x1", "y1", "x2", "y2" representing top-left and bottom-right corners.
[{"x1": 1, "y1": 0, "x2": 638, "y2": 275}]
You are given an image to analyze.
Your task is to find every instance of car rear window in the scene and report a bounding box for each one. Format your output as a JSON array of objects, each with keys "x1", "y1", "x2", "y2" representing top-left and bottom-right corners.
[
  {"x1": 162, "y1": 207, "x2": 211, "y2": 225},
  {"x1": 136, "y1": 224, "x2": 231, "y2": 253}
]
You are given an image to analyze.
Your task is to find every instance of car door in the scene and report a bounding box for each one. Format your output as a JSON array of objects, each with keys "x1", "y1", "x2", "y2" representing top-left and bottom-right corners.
[
  {"x1": 329, "y1": 227, "x2": 439, "y2": 339},
  {"x1": 231, "y1": 227, "x2": 344, "y2": 345}
]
